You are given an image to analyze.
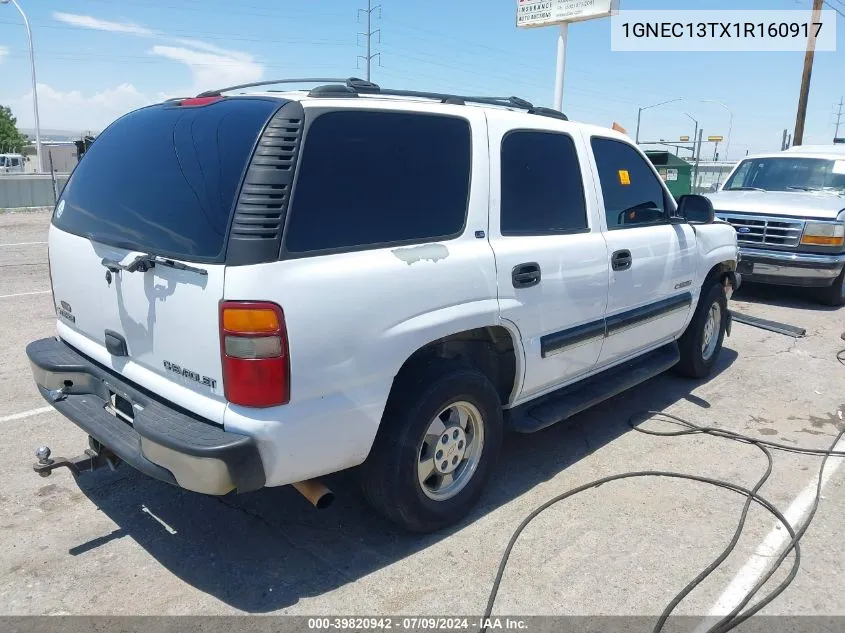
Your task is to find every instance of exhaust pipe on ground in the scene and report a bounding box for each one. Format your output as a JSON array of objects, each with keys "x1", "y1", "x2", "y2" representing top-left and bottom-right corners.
[{"x1": 291, "y1": 478, "x2": 335, "y2": 509}]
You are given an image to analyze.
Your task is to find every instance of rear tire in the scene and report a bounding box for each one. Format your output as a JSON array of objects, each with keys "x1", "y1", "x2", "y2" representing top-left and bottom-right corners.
[
  {"x1": 675, "y1": 281, "x2": 728, "y2": 379},
  {"x1": 816, "y1": 267, "x2": 845, "y2": 307},
  {"x1": 359, "y1": 359, "x2": 503, "y2": 533}
]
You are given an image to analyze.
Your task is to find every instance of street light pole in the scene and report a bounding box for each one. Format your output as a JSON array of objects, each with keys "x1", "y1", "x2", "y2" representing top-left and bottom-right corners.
[
  {"x1": 701, "y1": 99, "x2": 733, "y2": 161},
  {"x1": 635, "y1": 108, "x2": 642, "y2": 144},
  {"x1": 635, "y1": 98, "x2": 683, "y2": 144},
  {"x1": 2, "y1": 0, "x2": 42, "y2": 173},
  {"x1": 684, "y1": 113, "x2": 698, "y2": 159}
]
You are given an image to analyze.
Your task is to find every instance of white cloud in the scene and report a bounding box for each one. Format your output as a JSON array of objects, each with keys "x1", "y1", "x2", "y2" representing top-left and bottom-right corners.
[
  {"x1": 49, "y1": 12, "x2": 265, "y2": 95},
  {"x1": 150, "y1": 45, "x2": 263, "y2": 93},
  {"x1": 52, "y1": 12, "x2": 154, "y2": 37},
  {"x1": 170, "y1": 38, "x2": 253, "y2": 62},
  {"x1": 21, "y1": 12, "x2": 265, "y2": 129},
  {"x1": 11, "y1": 83, "x2": 151, "y2": 132},
  {"x1": 0, "y1": 46, "x2": 7, "y2": 63}
]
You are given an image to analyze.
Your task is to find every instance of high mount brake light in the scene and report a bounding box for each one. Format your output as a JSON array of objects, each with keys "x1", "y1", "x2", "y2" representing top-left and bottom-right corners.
[
  {"x1": 219, "y1": 301, "x2": 290, "y2": 407},
  {"x1": 178, "y1": 96, "x2": 223, "y2": 107}
]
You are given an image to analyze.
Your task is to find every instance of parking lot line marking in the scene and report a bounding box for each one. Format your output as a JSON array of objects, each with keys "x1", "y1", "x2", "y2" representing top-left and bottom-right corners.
[
  {"x1": 0, "y1": 241, "x2": 47, "y2": 247},
  {"x1": 695, "y1": 431, "x2": 845, "y2": 627},
  {"x1": 0, "y1": 406, "x2": 53, "y2": 424},
  {"x1": 0, "y1": 290, "x2": 50, "y2": 299}
]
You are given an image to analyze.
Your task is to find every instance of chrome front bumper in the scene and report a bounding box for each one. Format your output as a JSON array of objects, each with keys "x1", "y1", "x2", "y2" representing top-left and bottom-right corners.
[{"x1": 738, "y1": 247, "x2": 845, "y2": 287}]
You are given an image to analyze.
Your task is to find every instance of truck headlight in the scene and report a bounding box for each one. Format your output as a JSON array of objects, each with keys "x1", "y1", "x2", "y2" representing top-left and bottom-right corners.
[{"x1": 800, "y1": 221, "x2": 845, "y2": 246}]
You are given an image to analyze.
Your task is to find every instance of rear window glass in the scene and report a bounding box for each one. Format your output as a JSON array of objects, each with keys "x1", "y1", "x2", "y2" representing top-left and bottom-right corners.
[
  {"x1": 53, "y1": 98, "x2": 280, "y2": 261},
  {"x1": 283, "y1": 110, "x2": 471, "y2": 255}
]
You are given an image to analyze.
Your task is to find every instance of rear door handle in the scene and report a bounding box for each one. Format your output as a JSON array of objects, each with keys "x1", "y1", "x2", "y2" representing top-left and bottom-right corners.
[
  {"x1": 611, "y1": 249, "x2": 632, "y2": 271},
  {"x1": 512, "y1": 262, "x2": 541, "y2": 288}
]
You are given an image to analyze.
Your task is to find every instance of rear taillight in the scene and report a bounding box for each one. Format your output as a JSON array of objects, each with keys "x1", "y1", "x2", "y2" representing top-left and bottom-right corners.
[{"x1": 220, "y1": 301, "x2": 290, "y2": 407}]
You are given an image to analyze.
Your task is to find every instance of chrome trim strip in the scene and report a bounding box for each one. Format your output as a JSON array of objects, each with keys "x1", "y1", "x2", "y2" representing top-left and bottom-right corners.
[{"x1": 739, "y1": 247, "x2": 845, "y2": 265}]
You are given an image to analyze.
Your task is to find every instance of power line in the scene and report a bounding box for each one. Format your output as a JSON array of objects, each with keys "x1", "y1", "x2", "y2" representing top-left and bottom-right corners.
[
  {"x1": 76, "y1": 0, "x2": 347, "y2": 22},
  {"x1": 357, "y1": 0, "x2": 381, "y2": 82},
  {"x1": 823, "y1": 0, "x2": 845, "y2": 18},
  {"x1": 0, "y1": 18, "x2": 350, "y2": 48},
  {"x1": 380, "y1": 47, "x2": 646, "y2": 107},
  {"x1": 0, "y1": 49, "x2": 344, "y2": 73}
]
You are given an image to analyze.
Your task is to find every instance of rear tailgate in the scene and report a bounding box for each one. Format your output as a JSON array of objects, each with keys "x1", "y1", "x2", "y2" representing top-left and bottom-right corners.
[{"x1": 47, "y1": 96, "x2": 284, "y2": 422}]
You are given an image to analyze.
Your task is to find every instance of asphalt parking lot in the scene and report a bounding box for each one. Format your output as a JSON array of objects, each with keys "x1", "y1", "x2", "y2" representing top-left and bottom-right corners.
[{"x1": 1, "y1": 209, "x2": 843, "y2": 622}]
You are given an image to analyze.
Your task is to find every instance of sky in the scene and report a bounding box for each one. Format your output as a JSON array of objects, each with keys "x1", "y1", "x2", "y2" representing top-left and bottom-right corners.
[{"x1": 0, "y1": 0, "x2": 843, "y2": 158}]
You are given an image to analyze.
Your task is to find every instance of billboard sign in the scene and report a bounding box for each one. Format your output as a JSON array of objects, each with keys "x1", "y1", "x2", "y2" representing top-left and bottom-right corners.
[{"x1": 517, "y1": 0, "x2": 620, "y2": 28}]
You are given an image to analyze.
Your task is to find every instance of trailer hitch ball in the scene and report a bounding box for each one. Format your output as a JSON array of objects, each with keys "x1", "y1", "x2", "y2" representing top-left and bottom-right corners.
[{"x1": 35, "y1": 446, "x2": 53, "y2": 477}]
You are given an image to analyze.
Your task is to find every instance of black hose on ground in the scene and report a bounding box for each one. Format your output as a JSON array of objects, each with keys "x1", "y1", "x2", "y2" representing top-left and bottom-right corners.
[{"x1": 481, "y1": 363, "x2": 845, "y2": 633}]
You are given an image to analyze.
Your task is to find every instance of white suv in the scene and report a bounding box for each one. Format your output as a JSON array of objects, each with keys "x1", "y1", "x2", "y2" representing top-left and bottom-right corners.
[{"x1": 27, "y1": 78, "x2": 740, "y2": 533}]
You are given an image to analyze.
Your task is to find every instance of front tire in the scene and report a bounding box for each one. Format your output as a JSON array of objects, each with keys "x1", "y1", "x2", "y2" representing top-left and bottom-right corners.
[
  {"x1": 359, "y1": 360, "x2": 503, "y2": 533},
  {"x1": 816, "y1": 267, "x2": 845, "y2": 307},
  {"x1": 675, "y1": 281, "x2": 728, "y2": 378}
]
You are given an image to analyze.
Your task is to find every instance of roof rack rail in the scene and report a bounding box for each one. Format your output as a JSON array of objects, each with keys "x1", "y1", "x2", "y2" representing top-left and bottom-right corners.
[
  {"x1": 366, "y1": 88, "x2": 568, "y2": 121},
  {"x1": 195, "y1": 76, "x2": 568, "y2": 121},
  {"x1": 196, "y1": 78, "x2": 351, "y2": 98}
]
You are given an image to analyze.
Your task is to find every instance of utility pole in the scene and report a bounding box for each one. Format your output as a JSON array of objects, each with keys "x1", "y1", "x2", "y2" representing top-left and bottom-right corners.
[
  {"x1": 357, "y1": 0, "x2": 381, "y2": 82},
  {"x1": 835, "y1": 97, "x2": 844, "y2": 139},
  {"x1": 781, "y1": 129, "x2": 789, "y2": 151},
  {"x1": 793, "y1": 0, "x2": 824, "y2": 146}
]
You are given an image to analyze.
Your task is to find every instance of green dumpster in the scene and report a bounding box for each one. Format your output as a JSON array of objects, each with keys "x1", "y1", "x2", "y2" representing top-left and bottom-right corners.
[{"x1": 644, "y1": 151, "x2": 692, "y2": 200}]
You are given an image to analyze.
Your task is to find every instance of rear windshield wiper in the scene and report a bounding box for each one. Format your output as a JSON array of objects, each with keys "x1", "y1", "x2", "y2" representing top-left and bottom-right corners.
[
  {"x1": 727, "y1": 186, "x2": 766, "y2": 192},
  {"x1": 786, "y1": 185, "x2": 819, "y2": 191},
  {"x1": 101, "y1": 254, "x2": 208, "y2": 276}
]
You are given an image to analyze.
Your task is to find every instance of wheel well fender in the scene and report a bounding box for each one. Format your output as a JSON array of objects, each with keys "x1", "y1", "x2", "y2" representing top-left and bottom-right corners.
[{"x1": 390, "y1": 326, "x2": 520, "y2": 406}]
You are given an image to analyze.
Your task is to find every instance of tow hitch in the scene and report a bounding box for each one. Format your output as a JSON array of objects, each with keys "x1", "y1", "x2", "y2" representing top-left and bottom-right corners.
[{"x1": 33, "y1": 438, "x2": 121, "y2": 478}]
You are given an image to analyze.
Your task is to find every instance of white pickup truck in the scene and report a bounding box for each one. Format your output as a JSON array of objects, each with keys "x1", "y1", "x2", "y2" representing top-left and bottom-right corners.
[
  {"x1": 27, "y1": 78, "x2": 740, "y2": 533},
  {"x1": 0, "y1": 153, "x2": 25, "y2": 173},
  {"x1": 706, "y1": 146, "x2": 845, "y2": 306}
]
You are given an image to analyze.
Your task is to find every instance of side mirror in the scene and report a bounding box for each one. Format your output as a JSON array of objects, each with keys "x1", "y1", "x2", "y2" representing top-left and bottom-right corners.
[{"x1": 676, "y1": 194, "x2": 715, "y2": 224}]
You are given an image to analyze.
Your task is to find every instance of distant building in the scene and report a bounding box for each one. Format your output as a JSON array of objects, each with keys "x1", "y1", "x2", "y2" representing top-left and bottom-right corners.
[{"x1": 20, "y1": 142, "x2": 80, "y2": 174}]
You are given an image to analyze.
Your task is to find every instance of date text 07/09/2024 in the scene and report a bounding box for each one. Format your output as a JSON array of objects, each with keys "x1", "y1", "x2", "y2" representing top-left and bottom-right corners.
[{"x1": 307, "y1": 617, "x2": 529, "y2": 631}]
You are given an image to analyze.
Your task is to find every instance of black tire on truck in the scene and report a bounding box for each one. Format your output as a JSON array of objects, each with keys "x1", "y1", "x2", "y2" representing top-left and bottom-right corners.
[
  {"x1": 816, "y1": 266, "x2": 845, "y2": 307},
  {"x1": 675, "y1": 281, "x2": 728, "y2": 379},
  {"x1": 359, "y1": 359, "x2": 503, "y2": 533}
]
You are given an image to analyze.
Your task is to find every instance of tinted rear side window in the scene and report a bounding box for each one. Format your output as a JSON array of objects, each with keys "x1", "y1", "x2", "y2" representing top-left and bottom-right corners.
[
  {"x1": 500, "y1": 130, "x2": 587, "y2": 235},
  {"x1": 53, "y1": 98, "x2": 281, "y2": 261},
  {"x1": 284, "y1": 110, "x2": 471, "y2": 255}
]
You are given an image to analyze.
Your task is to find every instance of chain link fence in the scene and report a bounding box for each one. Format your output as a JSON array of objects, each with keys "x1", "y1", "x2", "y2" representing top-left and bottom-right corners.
[{"x1": 690, "y1": 161, "x2": 738, "y2": 194}]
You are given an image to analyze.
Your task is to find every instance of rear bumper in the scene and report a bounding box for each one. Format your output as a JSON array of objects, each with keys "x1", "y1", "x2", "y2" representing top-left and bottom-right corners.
[
  {"x1": 737, "y1": 247, "x2": 845, "y2": 288},
  {"x1": 26, "y1": 337, "x2": 265, "y2": 495}
]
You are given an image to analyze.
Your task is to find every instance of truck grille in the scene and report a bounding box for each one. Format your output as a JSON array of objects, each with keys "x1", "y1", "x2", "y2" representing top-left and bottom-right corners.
[{"x1": 716, "y1": 213, "x2": 805, "y2": 248}]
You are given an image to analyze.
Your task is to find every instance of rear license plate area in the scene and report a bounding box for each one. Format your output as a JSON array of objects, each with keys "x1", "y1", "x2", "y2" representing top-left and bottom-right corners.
[{"x1": 105, "y1": 391, "x2": 135, "y2": 424}]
